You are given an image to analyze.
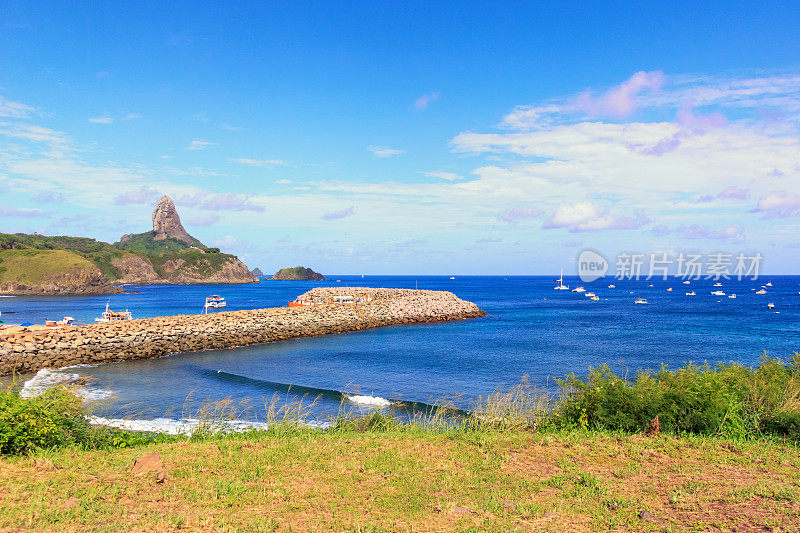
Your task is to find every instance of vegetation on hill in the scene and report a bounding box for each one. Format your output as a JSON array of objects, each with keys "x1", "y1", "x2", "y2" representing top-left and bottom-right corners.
[
  {"x1": 0, "y1": 231, "x2": 247, "y2": 289},
  {"x1": 0, "y1": 249, "x2": 100, "y2": 284},
  {"x1": 271, "y1": 266, "x2": 325, "y2": 280},
  {"x1": 114, "y1": 231, "x2": 213, "y2": 255},
  {"x1": 147, "y1": 249, "x2": 239, "y2": 278},
  {"x1": 0, "y1": 233, "x2": 127, "y2": 280}
]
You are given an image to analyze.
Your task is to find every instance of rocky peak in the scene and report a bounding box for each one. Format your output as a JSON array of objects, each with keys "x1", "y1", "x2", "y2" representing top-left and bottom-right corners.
[{"x1": 152, "y1": 195, "x2": 193, "y2": 244}]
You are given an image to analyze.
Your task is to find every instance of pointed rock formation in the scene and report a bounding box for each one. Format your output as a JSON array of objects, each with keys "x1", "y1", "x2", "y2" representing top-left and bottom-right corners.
[{"x1": 152, "y1": 195, "x2": 193, "y2": 245}]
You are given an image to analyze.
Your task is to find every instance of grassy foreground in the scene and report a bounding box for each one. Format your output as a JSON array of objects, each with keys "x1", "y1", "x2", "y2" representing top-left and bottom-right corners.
[
  {"x1": 2, "y1": 356, "x2": 800, "y2": 531},
  {"x1": 0, "y1": 427, "x2": 799, "y2": 532}
]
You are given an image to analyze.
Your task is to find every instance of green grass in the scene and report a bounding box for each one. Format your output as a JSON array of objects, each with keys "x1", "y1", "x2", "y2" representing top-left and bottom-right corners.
[
  {"x1": 2, "y1": 357, "x2": 800, "y2": 530},
  {"x1": 0, "y1": 249, "x2": 100, "y2": 285}
]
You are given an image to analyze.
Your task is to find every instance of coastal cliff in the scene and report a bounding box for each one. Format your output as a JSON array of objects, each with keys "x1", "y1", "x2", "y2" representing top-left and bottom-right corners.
[
  {"x1": 0, "y1": 287, "x2": 485, "y2": 375},
  {"x1": 0, "y1": 196, "x2": 256, "y2": 295}
]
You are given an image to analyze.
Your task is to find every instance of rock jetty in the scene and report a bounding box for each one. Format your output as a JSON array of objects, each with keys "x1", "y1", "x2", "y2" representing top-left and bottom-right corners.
[{"x1": 0, "y1": 287, "x2": 484, "y2": 376}]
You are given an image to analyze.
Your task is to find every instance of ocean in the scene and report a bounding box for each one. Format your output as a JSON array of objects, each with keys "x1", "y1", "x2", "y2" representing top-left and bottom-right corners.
[{"x1": 3, "y1": 275, "x2": 799, "y2": 432}]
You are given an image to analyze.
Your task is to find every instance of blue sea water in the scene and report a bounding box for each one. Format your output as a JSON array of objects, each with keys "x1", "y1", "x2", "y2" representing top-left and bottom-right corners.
[{"x1": 2, "y1": 275, "x2": 799, "y2": 427}]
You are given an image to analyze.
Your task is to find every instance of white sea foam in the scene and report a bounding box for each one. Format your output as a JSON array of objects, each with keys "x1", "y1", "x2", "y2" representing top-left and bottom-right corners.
[
  {"x1": 19, "y1": 368, "x2": 114, "y2": 401},
  {"x1": 89, "y1": 416, "x2": 329, "y2": 435},
  {"x1": 346, "y1": 394, "x2": 392, "y2": 407}
]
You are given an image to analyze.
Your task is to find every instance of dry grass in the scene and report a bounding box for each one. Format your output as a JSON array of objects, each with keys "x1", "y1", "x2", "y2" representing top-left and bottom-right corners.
[{"x1": 1, "y1": 428, "x2": 798, "y2": 532}]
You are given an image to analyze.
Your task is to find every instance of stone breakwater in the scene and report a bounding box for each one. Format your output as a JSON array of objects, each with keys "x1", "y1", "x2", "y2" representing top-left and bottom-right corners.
[{"x1": 0, "y1": 288, "x2": 485, "y2": 376}]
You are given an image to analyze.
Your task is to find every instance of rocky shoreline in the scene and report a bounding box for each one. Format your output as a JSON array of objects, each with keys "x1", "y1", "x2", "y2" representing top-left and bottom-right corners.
[{"x1": 0, "y1": 288, "x2": 485, "y2": 376}]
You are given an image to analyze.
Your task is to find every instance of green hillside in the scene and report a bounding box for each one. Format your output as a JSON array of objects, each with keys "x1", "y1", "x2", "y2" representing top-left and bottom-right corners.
[
  {"x1": 0, "y1": 233, "x2": 127, "y2": 280},
  {"x1": 0, "y1": 249, "x2": 99, "y2": 284},
  {"x1": 0, "y1": 232, "x2": 229, "y2": 286},
  {"x1": 114, "y1": 231, "x2": 215, "y2": 255}
]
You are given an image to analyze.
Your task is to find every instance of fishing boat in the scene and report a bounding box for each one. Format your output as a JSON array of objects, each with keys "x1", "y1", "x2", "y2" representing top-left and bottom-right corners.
[
  {"x1": 553, "y1": 269, "x2": 569, "y2": 290},
  {"x1": 756, "y1": 289, "x2": 767, "y2": 295},
  {"x1": 202, "y1": 295, "x2": 227, "y2": 313},
  {"x1": 95, "y1": 303, "x2": 132, "y2": 323},
  {"x1": 572, "y1": 287, "x2": 586, "y2": 293},
  {"x1": 728, "y1": 294, "x2": 737, "y2": 299},
  {"x1": 686, "y1": 291, "x2": 696, "y2": 296},
  {"x1": 205, "y1": 296, "x2": 226, "y2": 308},
  {"x1": 45, "y1": 317, "x2": 75, "y2": 327},
  {"x1": 635, "y1": 298, "x2": 648, "y2": 305},
  {"x1": 711, "y1": 290, "x2": 726, "y2": 296},
  {"x1": 288, "y1": 298, "x2": 318, "y2": 308}
]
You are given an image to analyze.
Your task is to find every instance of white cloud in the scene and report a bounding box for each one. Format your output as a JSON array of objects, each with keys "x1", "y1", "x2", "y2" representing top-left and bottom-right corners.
[
  {"x1": 497, "y1": 207, "x2": 541, "y2": 224},
  {"x1": 186, "y1": 140, "x2": 217, "y2": 150},
  {"x1": 188, "y1": 213, "x2": 220, "y2": 227},
  {"x1": 423, "y1": 171, "x2": 464, "y2": 181},
  {"x1": 754, "y1": 191, "x2": 800, "y2": 218},
  {"x1": 114, "y1": 187, "x2": 161, "y2": 205},
  {"x1": 414, "y1": 92, "x2": 440, "y2": 110},
  {"x1": 367, "y1": 145, "x2": 405, "y2": 158},
  {"x1": 89, "y1": 114, "x2": 113, "y2": 124},
  {"x1": 0, "y1": 95, "x2": 35, "y2": 119},
  {"x1": 201, "y1": 192, "x2": 264, "y2": 212},
  {"x1": 321, "y1": 206, "x2": 355, "y2": 220},
  {"x1": 0, "y1": 205, "x2": 48, "y2": 218},
  {"x1": 543, "y1": 202, "x2": 648, "y2": 232},
  {"x1": 233, "y1": 158, "x2": 288, "y2": 167}
]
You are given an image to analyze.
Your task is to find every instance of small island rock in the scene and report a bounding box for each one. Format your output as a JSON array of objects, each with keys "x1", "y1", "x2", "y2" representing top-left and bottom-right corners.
[{"x1": 271, "y1": 266, "x2": 325, "y2": 281}]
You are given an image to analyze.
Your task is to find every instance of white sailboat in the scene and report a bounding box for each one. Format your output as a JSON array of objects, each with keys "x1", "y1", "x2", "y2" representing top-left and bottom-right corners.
[{"x1": 553, "y1": 269, "x2": 569, "y2": 290}]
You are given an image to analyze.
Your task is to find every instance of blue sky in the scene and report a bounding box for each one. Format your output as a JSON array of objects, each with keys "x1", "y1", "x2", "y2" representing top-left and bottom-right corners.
[{"x1": 1, "y1": 1, "x2": 799, "y2": 274}]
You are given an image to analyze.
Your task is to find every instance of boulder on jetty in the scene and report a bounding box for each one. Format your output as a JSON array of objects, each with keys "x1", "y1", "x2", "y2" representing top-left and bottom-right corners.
[{"x1": 0, "y1": 287, "x2": 484, "y2": 376}]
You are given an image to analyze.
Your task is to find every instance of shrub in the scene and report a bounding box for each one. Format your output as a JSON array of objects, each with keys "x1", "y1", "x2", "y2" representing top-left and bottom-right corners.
[
  {"x1": 550, "y1": 355, "x2": 800, "y2": 440},
  {"x1": 0, "y1": 387, "x2": 92, "y2": 455}
]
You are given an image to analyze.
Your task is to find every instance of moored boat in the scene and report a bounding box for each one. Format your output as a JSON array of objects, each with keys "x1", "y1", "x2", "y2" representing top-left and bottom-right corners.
[
  {"x1": 756, "y1": 289, "x2": 767, "y2": 295},
  {"x1": 635, "y1": 298, "x2": 648, "y2": 305},
  {"x1": 553, "y1": 269, "x2": 569, "y2": 290},
  {"x1": 95, "y1": 303, "x2": 132, "y2": 323}
]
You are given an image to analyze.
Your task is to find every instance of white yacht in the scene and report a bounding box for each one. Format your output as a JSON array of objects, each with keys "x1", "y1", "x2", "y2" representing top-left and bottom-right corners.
[
  {"x1": 572, "y1": 287, "x2": 586, "y2": 293},
  {"x1": 711, "y1": 290, "x2": 726, "y2": 296},
  {"x1": 608, "y1": 284, "x2": 616, "y2": 288},
  {"x1": 553, "y1": 269, "x2": 569, "y2": 290},
  {"x1": 756, "y1": 289, "x2": 767, "y2": 295},
  {"x1": 683, "y1": 280, "x2": 691, "y2": 285},
  {"x1": 767, "y1": 303, "x2": 775, "y2": 309},
  {"x1": 686, "y1": 291, "x2": 696, "y2": 296},
  {"x1": 728, "y1": 294, "x2": 736, "y2": 299},
  {"x1": 713, "y1": 282, "x2": 723, "y2": 287}
]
